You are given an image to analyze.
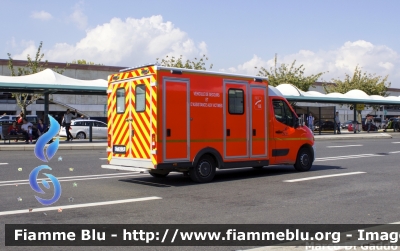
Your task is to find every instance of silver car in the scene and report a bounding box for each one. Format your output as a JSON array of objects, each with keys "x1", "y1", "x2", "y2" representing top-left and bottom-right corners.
[{"x1": 59, "y1": 119, "x2": 107, "y2": 139}]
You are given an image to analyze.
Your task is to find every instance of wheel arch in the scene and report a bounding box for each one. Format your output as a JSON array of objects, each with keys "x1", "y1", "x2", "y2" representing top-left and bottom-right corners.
[
  {"x1": 299, "y1": 143, "x2": 314, "y2": 162},
  {"x1": 192, "y1": 147, "x2": 223, "y2": 169}
]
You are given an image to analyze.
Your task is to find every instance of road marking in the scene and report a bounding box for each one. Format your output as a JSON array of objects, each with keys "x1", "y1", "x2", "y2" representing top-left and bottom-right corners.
[
  {"x1": 0, "y1": 172, "x2": 144, "y2": 184},
  {"x1": 99, "y1": 158, "x2": 108, "y2": 160},
  {"x1": 283, "y1": 172, "x2": 366, "y2": 183},
  {"x1": 315, "y1": 153, "x2": 381, "y2": 162},
  {"x1": 326, "y1": 144, "x2": 362, "y2": 148},
  {"x1": 0, "y1": 172, "x2": 145, "y2": 183},
  {"x1": 0, "y1": 163, "x2": 8, "y2": 165},
  {"x1": 0, "y1": 196, "x2": 162, "y2": 216},
  {"x1": 390, "y1": 151, "x2": 400, "y2": 154},
  {"x1": 391, "y1": 142, "x2": 400, "y2": 144},
  {"x1": 0, "y1": 174, "x2": 149, "y2": 187}
]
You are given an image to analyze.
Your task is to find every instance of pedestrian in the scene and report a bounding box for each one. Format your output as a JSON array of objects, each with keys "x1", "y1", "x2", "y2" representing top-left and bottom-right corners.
[
  {"x1": 20, "y1": 118, "x2": 38, "y2": 144},
  {"x1": 307, "y1": 112, "x2": 314, "y2": 133},
  {"x1": 365, "y1": 115, "x2": 372, "y2": 133},
  {"x1": 335, "y1": 111, "x2": 341, "y2": 134},
  {"x1": 63, "y1": 109, "x2": 78, "y2": 141},
  {"x1": 36, "y1": 118, "x2": 48, "y2": 137},
  {"x1": 17, "y1": 112, "x2": 24, "y2": 124}
]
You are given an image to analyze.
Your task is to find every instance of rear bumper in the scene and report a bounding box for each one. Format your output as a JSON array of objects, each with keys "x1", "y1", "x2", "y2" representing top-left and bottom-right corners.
[
  {"x1": 101, "y1": 164, "x2": 149, "y2": 173},
  {"x1": 102, "y1": 157, "x2": 154, "y2": 172}
]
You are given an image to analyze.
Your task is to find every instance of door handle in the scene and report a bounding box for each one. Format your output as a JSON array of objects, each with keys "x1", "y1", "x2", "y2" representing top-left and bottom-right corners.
[
  {"x1": 275, "y1": 130, "x2": 283, "y2": 134},
  {"x1": 226, "y1": 129, "x2": 230, "y2": 136}
]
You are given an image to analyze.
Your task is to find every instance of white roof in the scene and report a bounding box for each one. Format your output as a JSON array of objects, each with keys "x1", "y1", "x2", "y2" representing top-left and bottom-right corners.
[
  {"x1": 0, "y1": 69, "x2": 107, "y2": 93},
  {"x1": 275, "y1": 83, "x2": 400, "y2": 105}
]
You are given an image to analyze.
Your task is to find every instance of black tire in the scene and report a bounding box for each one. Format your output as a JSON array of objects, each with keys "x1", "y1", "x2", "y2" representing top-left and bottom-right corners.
[
  {"x1": 76, "y1": 132, "x2": 86, "y2": 139},
  {"x1": 149, "y1": 170, "x2": 170, "y2": 178},
  {"x1": 189, "y1": 155, "x2": 216, "y2": 183},
  {"x1": 294, "y1": 147, "x2": 313, "y2": 172}
]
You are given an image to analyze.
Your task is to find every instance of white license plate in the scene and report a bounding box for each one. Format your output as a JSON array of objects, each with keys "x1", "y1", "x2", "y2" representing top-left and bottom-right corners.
[{"x1": 113, "y1": 146, "x2": 126, "y2": 153}]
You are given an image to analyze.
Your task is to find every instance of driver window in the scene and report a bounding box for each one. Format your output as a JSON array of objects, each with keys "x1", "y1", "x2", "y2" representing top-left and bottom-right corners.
[{"x1": 273, "y1": 100, "x2": 295, "y2": 127}]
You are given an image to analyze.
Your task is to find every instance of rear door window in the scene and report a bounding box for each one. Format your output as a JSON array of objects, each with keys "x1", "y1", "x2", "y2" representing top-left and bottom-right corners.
[
  {"x1": 135, "y1": 85, "x2": 146, "y2": 112},
  {"x1": 116, "y1": 88, "x2": 125, "y2": 113}
]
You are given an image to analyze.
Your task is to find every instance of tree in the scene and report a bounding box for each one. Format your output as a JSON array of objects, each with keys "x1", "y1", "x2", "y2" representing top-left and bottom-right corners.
[
  {"x1": 324, "y1": 66, "x2": 391, "y2": 121},
  {"x1": 323, "y1": 65, "x2": 390, "y2": 96},
  {"x1": 156, "y1": 54, "x2": 213, "y2": 70},
  {"x1": 256, "y1": 54, "x2": 325, "y2": 92},
  {"x1": 7, "y1": 41, "x2": 68, "y2": 118},
  {"x1": 71, "y1": 59, "x2": 102, "y2": 65}
]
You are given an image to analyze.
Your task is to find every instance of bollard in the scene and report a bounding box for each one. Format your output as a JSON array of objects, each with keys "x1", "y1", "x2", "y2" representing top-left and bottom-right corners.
[{"x1": 89, "y1": 123, "x2": 93, "y2": 142}]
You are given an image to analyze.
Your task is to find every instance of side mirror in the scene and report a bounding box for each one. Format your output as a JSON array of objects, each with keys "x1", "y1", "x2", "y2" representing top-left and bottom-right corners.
[{"x1": 294, "y1": 117, "x2": 300, "y2": 128}]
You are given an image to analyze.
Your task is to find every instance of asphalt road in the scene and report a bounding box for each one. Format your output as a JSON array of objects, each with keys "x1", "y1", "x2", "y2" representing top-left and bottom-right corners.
[{"x1": 1, "y1": 137, "x2": 400, "y2": 251}]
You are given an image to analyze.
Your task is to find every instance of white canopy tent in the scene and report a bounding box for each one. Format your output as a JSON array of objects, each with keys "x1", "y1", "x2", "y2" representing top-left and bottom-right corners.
[
  {"x1": 0, "y1": 69, "x2": 108, "y2": 123},
  {"x1": 274, "y1": 84, "x2": 400, "y2": 105},
  {"x1": 0, "y1": 68, "x2": 107, "y2": 94}
]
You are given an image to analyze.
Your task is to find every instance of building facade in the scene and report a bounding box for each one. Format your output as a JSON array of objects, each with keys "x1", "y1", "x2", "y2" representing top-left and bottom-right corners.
[{"x1": 1, "y1": 59, "x2": 398, "y2": 123}]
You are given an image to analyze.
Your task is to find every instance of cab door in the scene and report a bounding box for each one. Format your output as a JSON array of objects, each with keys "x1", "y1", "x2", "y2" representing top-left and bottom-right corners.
[{"x1": 271, "y1": 99, "x2": 296, "y2": 164}]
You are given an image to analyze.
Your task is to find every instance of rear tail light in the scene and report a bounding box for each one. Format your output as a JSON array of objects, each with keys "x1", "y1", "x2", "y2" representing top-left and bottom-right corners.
[{"x1": 151, "y1": 134, "x2": 156, "y2": 149}]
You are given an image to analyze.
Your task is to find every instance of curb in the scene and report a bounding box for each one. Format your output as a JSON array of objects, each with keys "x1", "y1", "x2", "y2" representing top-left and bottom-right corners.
[{"x1": 314, "y1": 133, "x2": 393, "y2": 141}]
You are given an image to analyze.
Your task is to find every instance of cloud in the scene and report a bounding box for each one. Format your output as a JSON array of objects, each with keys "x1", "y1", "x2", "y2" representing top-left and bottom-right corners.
[
  {"x1": 225, "y1": 40, "x2": 400, "y2": 86},
  {"x1": 42, "y1": 15, "x2": 207, "y2": 66},
  {"x1": 69, "y1": 1, "x2": 88, "y2": 30},
  {"x1": 30, "y1": 10, "x2": 53, "y2": 21},
  {"x1": 12, "y1": 40, "x2": 38, "y2": 60}
]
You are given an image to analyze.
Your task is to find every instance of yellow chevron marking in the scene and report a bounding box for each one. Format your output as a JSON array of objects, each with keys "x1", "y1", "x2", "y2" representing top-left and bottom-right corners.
[
  {"x1": 131, "y1": 116, "x2": 149, "y2": 158},
  {"x1": 131, "y1": 126, "x2": 146, "y2": 158}
]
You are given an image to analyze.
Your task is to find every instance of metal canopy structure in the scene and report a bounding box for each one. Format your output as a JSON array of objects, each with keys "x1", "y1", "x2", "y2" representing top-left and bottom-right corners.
[
  {"x1": 0, "y1": 69, "x2": 108, "y2": 123},
  {"x1": 274, "y1": 84, "x2": 400, "y2": 105},
  {"x1": 271, "y1": 84, "x2": 400, "y2": 134}
]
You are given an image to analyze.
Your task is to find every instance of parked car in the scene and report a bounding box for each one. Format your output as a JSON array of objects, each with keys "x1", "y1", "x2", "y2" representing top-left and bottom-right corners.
[
  {"x1": 362, "y1": 122, "x2": 379, "y2": 131},
  {"x1": 0, "y1": 115, "x2": 38, "y2": 123},
  {"x1": 384, "y1": 118, "x2": 400, "y2": 132},
  {"x1": 59, "y1": 119, "x2": 107, "y2": 139},
  {"x1": 314, "y1": 120, "x2": 335, "y2": 131},
  {"x1": 348, "y1": 121, "x2": 378, "y2": 132},
  {"x1": 0, "y1": 119, "x2": 15, "y2": 139},
  {"x1": 341, "y1": 120, "x2": 353, "y2": 129}
]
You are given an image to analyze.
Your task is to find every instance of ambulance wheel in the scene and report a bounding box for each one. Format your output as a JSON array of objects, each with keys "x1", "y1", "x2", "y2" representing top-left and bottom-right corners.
[
  {"x1": 294, "y1": 147, "x2": 313, "y2": 172},
  {"x1": 149, "y1": 170, "x2": 170, "y2": 178},
  {"x1": 189, "y1": 155, "x2": 216, "y2": 183}
]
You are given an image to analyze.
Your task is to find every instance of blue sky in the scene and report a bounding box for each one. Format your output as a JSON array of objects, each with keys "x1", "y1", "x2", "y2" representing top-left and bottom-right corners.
[{"x1": 2, "y1": 0, "x2": 400, "y2": 87}]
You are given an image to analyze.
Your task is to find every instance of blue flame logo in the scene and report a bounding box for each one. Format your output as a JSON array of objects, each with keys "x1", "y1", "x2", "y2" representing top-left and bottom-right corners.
[
  {"x1": 34, "y1": 115, "x2": 60, "y2": 162},
  {"x1": 29, "y1": 165, "x2": 62, "y2": 206},
  {"x1": 29, "y1": 115, "x2": 62, "y2": 206}
]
